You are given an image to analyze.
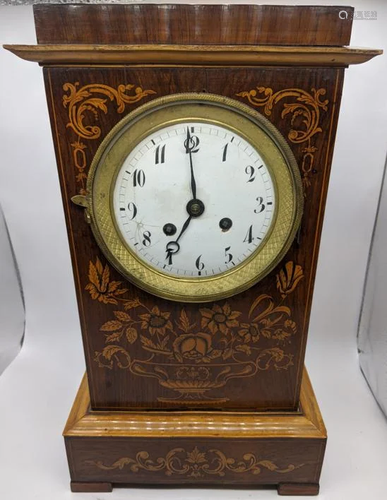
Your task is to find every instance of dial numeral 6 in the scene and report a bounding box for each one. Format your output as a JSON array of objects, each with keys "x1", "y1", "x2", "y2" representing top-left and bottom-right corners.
[{"x1": 195, "y1": 255, "x2": 205, "y2": 275}]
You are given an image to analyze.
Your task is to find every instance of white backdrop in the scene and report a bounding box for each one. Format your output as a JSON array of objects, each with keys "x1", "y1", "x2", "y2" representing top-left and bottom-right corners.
[{"x1": 0, "y1": 2, "x2": 387, "y2": 500}]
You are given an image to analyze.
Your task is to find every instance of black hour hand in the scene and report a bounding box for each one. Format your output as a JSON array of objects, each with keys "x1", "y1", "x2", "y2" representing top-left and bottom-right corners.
[{"x1": 165, "y1": 215, "x2": 192, "y2": 264}]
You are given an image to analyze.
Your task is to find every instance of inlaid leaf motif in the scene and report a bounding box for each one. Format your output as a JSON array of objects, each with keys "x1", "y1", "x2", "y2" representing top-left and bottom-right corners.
[
  {"x1": 159, "y1": 335, "x2": 170, "y2": 350},
  {"x1": 248, "y1": 294, "x2": 272, "y2": 319},
  {"x1": 85, "y1": 258, "x2": 127, "y2": 304},
  {"x1": 105, "y1": 332, "x2": 122, "y2": 343},
  {"x1": 235, "y1": 344, "x2": 252, "y2": 356},
  {"x1": 100, "y1": 320, "x2": 123, "y2": 332},
  {"x1": 258, "y1": 460, "x2": 278, "y2": 471},
  {"x1": 95, "y1": 257, "x2": 103, "y2": 276},
  {"x1": 85, "y1": 97, "x2": 108, "y2": 114},
  {"x1": 126, "y1": 327, "x2": 138, "y2": 344},
  {"x1": 95, "y1": 345, "x2": 131, "y2": 370},
  {"x1": 102, "y1": 345, "x2": 124, "y2": 360},
  {"x1": 88, "y1": 260, "x2": 100, "y2": 288},
  {"x1": 123, "y1": 298, "x2": 142, "y2": 310},
  {"x1": 100, "y1": 263, "x2": 110, "y2": 292},
  {"x1": 114, "y1": 311, "x2": 131, "y2": 322},
  {"x1": 110, "y1": 457, "x2": 133, "y2": 470},
  {"x1": 177, "y1": 309, "x2": 195, "y2": 333},
  {"x1": 140, "y1": 335, "x2": 158, "y2": 351},
  {"x1": 108, "y1": 281, "x2": 126, "y2": 293},
  {"x1": 222, "y1": 348, "x2": 233, "y2": 360},
  {"x1": 186, "y1": 447, "x2": 207, "y2": 464}
]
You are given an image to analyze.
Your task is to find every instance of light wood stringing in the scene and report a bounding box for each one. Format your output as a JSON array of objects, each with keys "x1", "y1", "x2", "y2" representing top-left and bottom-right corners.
[
  {"x1": 64, "y1": 367, "x2": 326, "y2": 439},
  {"x1": 4, "y1": 44, "x2": 382, "y2": 67}
]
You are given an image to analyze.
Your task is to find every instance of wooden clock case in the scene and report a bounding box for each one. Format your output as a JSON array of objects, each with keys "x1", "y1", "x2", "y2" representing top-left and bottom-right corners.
[{"x1": 4, "y1": 4, "x2": 381, "y2": 495}]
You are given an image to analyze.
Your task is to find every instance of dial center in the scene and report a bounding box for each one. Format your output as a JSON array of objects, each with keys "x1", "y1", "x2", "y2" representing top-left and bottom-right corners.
[{"x1": 186, "y1": 199, "x2": 205, "y2": 218}]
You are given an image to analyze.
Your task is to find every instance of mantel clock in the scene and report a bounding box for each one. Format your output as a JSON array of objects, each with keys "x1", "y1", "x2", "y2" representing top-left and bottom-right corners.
[{"x1": 4, "y1": 4, "x2": 381, "y2": 496}]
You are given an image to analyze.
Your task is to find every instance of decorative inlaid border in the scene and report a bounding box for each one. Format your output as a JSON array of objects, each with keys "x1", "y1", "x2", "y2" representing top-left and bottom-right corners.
[
  {"x1": 236, "y1": 86, "x2": 329, "y2": 190},
  {"x1": 62, "y1": 82, "x2": 156, "y2": 194},
  {"x1": 87, "y1": 446, "x2": 304, "y2": 478}
]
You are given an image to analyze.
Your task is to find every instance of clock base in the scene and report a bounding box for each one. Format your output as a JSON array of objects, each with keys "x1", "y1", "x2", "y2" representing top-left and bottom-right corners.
[{"x1": 64, "y1": 368, "x2": 326, "y2": 495}]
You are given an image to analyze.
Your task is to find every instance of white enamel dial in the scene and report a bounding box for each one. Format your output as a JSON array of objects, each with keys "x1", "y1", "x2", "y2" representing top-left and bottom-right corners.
[{"x1": 112, "y1": 121, "x2": 276, "y2": 278}]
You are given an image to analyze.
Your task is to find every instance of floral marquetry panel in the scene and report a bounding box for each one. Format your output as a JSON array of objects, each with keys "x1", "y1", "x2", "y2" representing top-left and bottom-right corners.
[{"x1": 44, "y1": 65, "x2": 344, "y2": 410}]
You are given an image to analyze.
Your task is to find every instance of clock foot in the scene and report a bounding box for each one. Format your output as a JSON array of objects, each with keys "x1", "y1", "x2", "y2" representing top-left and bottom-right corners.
[
  {"x1": 70, "y1": 481, "x2": 113, "y2": 493},
  {"x1": 278, "y1": 482, "x2": 320, "y2": 496}
]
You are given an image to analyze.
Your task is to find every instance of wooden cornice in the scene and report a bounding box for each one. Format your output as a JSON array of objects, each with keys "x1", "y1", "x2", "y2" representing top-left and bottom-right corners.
[{"x1": 3, "y1": 44, "x2": 382, "y2": 67}]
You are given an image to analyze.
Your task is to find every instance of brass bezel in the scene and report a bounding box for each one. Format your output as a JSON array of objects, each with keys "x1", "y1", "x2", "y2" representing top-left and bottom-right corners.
[{"x1": 86, "y1": 93, "x2": 303, "y2": 303}]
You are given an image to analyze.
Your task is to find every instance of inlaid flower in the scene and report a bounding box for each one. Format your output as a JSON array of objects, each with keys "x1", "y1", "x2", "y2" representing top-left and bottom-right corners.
[
  {"x1": 276, "y1": 261, "x2": 304, "y2": 298},
  {"x1": 271, "y1": 319, "x2": 297, "y2": 342},
  {"x1": 200, "y1": 303, "x2": 241, "y2": 334},
  {"x1": 238, "y1": 323, "x2": 260, "y2": 343},
  {"x1": 284, "y1": 319, "x2": 297, "y2": 334},
  {"x1": 140, "y1": 306, "x2": 172, "y2": 336},
  {"x1": 272, "y1": 329, "x2": 292, "y2": 342},
  {"x1": 173, "y1": 333, "x2": 212, "y2": 362}
]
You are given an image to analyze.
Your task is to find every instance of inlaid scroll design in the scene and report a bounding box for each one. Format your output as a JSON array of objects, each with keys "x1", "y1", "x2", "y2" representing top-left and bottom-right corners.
[
  {"x1": 236, "y1": 87, "x2": 329, "y2": 190},
  {"x1": 86, "y1": 259, "x2": 303, "y2": 403},
  {"x1": 62, "y1": 82, "x2": 156, "y2": 195},
  {"x1": 87, "y1": 446, "x2": 304, "y2": 478}
]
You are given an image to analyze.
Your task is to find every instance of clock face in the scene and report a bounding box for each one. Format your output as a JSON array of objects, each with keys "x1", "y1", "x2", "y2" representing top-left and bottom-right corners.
[
  {"x1": 112, "y1": 122, "x2": 275, "y2": 279},
  {"x1": 88, "y1": 94, "x2": 302, "y2": 302}
]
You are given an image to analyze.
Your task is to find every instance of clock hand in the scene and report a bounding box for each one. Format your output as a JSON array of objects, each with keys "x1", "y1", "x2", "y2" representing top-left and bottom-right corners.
[
  {"x1": 185, "y1": 127, "x2": 198, "y2": 200},
  {"x1": 165, "y1": 129, "x2": 203, "y2": 265},
  {"x1": 175, "y1": 214, "x2": 193, "y2": 245},
  {"x1": 165, "y1": 214, "x2": 192, "y2": 263}
]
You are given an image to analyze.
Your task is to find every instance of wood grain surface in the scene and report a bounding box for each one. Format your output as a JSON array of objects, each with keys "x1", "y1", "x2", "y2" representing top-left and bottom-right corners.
[
  {"x1": 43, "y1": 64, "x2": 344, "y2": 411},
  {"x1": 64, "y1": 369, "x2": 326, "y2": 492},
  {"x1": 33, "y1": 4, "x2": 354, "y2": 46}
]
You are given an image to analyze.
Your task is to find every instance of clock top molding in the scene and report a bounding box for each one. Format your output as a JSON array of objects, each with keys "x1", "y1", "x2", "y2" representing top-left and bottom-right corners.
[{"x1": 4, "y1": 4, "x2": 381, "y2": 67}]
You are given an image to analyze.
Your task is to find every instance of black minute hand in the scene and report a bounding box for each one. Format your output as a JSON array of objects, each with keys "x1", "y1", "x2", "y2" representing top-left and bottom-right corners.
[{"x1": 185, "y1": 127, "x2": 197, "y2": 200}]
